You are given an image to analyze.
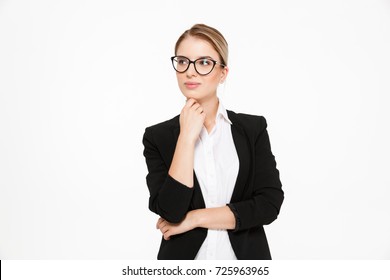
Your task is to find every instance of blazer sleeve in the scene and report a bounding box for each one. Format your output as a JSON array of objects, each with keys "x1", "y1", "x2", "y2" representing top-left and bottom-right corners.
[
  {"x1": 228, "y1": 117, "x2": 284, "y2": 232},
  {"x1": 142, "y1": 126, "x2": 194, "y2": 223}
]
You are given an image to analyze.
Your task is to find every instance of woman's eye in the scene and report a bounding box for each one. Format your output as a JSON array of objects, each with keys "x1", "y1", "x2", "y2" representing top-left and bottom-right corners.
[
  {"x1": 177, "y1": 58, "x2": 188, "y2": 65},
  {"x1": 198, "y1": 59, "x2": 211, "y2": 66}
]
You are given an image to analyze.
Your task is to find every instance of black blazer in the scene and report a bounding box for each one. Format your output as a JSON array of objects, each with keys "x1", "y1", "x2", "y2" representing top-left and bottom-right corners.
[{"x1": 142, "y1": 110, "x2": 284, "y2": 260}]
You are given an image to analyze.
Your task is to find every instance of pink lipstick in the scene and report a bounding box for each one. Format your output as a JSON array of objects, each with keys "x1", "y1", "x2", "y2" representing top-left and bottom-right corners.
[{"x1": 184, "y1": 82, "x2": 200, "y2": 89}]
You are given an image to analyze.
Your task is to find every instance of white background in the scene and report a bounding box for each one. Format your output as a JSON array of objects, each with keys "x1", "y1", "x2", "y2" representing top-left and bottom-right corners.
[{"x1": 0, "y1": 0, "x2": 389, "y2": 259}]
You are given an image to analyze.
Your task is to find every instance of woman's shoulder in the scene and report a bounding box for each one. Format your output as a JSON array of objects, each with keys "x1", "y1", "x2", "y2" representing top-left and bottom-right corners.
[
  {"x1": 144, "y1": 115, "x2": 180, "y2": 134},
  {"x1": 227, "y1": 110, "x2": 268, "y2": 132}
]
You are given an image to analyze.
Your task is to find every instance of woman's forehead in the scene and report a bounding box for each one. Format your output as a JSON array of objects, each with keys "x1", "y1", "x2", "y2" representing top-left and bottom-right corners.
[{"x1": 176, "y1": 36, "x2": 218, "y2": 58}]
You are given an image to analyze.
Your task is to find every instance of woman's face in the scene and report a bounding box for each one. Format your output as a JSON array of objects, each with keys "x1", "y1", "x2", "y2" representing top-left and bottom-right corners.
[{"x1": 175, "y1": 36, "x2": 228, "y2": 103}]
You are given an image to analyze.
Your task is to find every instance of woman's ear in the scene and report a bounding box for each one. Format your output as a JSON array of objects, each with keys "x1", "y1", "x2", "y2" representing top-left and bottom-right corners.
[{"x1": 220, "y1": 66, "x2": 229, "y2": 83}]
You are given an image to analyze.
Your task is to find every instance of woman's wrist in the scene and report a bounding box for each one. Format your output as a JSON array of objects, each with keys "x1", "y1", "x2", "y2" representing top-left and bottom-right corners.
[
  {"x1": 187, "y1": 209, "x2": 201, "y2": 229},
  {"x1": 178, "y1": 133, "x2": 197, "y2": 146}
]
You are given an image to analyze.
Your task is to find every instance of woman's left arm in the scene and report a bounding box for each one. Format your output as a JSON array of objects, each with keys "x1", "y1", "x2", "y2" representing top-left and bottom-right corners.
[
  {"x1": 156, "y1": 206, "x2": 235, "y2": 240},
  {"x1": 227, "y1": 117, "x2": 284, "y2": 231}
]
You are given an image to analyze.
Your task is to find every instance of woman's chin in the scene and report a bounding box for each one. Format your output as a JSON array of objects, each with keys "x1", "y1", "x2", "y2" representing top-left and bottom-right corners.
[{"x1": 182, "y1": 92, "x2": 200, "y2": 101}]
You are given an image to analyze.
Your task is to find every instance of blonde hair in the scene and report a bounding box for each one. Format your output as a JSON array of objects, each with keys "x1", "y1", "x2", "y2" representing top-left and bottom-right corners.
[{"x1": 174, "y1": 23, "x2": 229, "y2": 66}]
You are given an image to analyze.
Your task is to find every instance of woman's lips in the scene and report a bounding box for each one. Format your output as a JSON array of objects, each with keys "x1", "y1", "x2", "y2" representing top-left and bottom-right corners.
[{"x1": 184, "y1": 82, "x2": 200, "y2": 89}]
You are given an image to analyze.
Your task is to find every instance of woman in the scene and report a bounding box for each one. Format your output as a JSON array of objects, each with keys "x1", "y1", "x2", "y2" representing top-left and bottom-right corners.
[{"x1": 142, "y1": 24, "x2": 284, "y2": 260}]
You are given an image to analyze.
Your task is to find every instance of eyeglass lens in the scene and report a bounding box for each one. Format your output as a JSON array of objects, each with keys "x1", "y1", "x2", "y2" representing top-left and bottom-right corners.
[{"x1": 172, "y1": 56, "x2": 216, "y2": 75}]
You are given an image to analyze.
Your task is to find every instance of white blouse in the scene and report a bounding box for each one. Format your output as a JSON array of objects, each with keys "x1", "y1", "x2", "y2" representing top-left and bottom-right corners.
[{"x1": 194, "y1": 100, "x2": 239, "y2": 260}]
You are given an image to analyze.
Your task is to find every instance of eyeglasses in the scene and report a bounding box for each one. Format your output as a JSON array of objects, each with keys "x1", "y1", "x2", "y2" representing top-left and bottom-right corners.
[{"x1": 171, "y1": 56, "x2": 225, "y2": 76}]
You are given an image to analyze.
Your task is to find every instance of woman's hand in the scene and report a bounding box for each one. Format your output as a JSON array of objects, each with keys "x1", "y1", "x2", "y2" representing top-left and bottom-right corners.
[
  {"x1": 156, "y1": 211, "x2": 198, "y2": 240},
  {"x1": 179, "y1": 98, "x2": 206, "y2": 143}
]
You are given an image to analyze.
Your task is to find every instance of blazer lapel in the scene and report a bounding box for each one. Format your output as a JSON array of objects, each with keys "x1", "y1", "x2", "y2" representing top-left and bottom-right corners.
[{"x1": 228, "y1": 111, "x2": 251, "y2": 202}]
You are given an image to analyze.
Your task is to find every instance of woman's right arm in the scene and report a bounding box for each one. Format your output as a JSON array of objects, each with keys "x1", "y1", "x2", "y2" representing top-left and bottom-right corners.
[
  {"x1": 168, "y1": 98, "x2": 205, "y2": 187},
  {"x1": 143, "y1": 99, "x2": 205, "y2": 223}
]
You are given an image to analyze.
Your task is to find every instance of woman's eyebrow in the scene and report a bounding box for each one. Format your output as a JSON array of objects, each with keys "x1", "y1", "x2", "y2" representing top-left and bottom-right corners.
[
  {"x1": 176, "y1": 55, "x2": 214, "y2": 59},
  {"x1": 197, "y1": 56, "x2": 213, "y2": 59}
]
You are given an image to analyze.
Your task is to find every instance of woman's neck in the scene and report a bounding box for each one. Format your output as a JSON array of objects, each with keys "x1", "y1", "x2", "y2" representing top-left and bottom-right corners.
[{"x1": 197, "y1": 95, "x2": 219, "y2": 133}]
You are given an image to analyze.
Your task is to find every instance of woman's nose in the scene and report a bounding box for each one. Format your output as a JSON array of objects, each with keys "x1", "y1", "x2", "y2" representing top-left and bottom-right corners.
[{"x1": 186, "y1": 62, "x2": 197, "y2": 77}]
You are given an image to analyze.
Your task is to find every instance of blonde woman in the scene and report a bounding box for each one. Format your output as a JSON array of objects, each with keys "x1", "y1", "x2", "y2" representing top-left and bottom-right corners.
[{"x1": 143, "y1": 24, "x2": 284, "y2": 260}]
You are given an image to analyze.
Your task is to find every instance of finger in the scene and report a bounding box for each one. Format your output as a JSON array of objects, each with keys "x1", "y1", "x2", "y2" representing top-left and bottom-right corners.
[
  {"x1": 195, "y1": 106, "x2": 204, "y2": 113},
  {"x1": 156, "y1": 218, "x2": 162, "y2": 227},
  {"x1": 185, "y1": 98, "x2": 197, "y2": 107},
  {"x1": 158, "y1": 222, "x2": 168, "y2": 232},
  {"x1": 163, "y1": 232, "x2": 171, "y2": 241},
  {"x1": 158, "y1": 222, "x2": 169, "y2": 232},
  {"x1": 156, "y1": 218, "x2": 164, "y2": 229},
  {"x1": 191, "y1": 103, "x2": 201, "y2": 111},
  {"x1": 161, "y1": 227, "x2": 170, "y2": 234}
]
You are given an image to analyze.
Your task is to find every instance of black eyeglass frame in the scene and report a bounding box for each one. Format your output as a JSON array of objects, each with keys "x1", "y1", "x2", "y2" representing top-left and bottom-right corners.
[{"x1": 170, "y1": 56, "x2": 226, "y2": 76}]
